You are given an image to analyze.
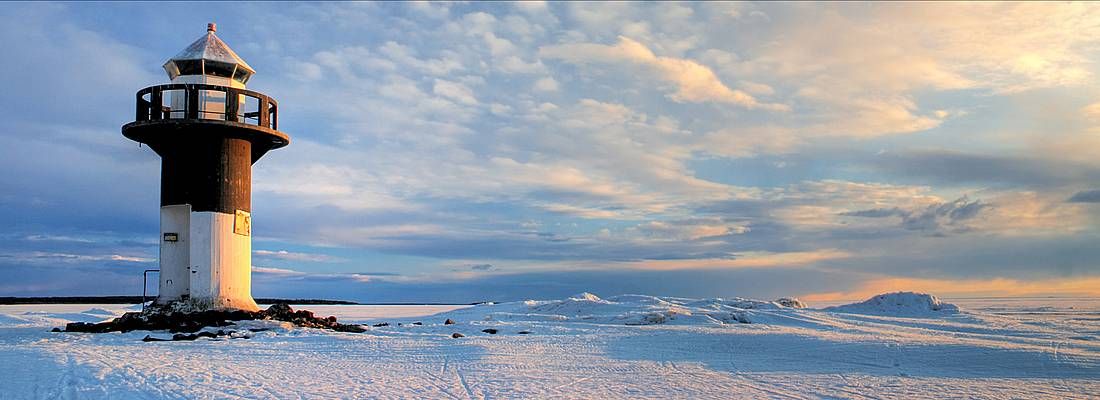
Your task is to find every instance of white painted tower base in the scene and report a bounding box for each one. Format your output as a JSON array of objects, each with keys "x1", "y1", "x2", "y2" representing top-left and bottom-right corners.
[
  {"x1": 156, "y1": 207, "x2": 258, "y2": 312},
  {"x1": 188, "y1": 211, "x2": 258, "y2": 311},
  {"x1": 157, "y1": 205, "x2": 191, "y2": 303}
]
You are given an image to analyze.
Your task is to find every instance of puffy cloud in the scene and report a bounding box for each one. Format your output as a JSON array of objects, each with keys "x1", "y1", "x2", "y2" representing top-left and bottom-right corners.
[
  {"x1": 432, "y1": 79, "x2": 479, "y2": 105},
  {"x1": 540, "y1": 37, "x2": 788, "y2": 110},
  {"x1": 532, "y1": 76, "x2": 559, "y2": 92}
]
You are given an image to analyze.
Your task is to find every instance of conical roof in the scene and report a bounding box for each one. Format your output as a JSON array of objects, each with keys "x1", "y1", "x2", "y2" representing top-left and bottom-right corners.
[{"x1": 163, "y1": 24, "x2": 255, "y2": 80}]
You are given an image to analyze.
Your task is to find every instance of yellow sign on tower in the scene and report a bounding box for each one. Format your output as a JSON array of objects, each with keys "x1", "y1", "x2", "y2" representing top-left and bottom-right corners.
[{"x1": 234, "y1": 210, "x2": 251, "y2": 236}]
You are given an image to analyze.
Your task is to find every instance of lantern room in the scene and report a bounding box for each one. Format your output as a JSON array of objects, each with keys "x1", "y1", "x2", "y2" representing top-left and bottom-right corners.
[{"x1": 163, "y1": 23, "x2": 254, "y2": 87}]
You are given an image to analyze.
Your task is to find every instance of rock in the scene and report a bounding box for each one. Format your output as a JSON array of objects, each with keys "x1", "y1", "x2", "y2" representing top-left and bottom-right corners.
[
  {"x1": 451, "y1": 332, "x2": 465, "y2": 338},
  {"x1": 517, "y1": 331, "x2": 531, "y2": 335},
  {"x1": 171, "y1": 333, "x2": 199, "y2": 341},
  {"x1": 142, "y1": 335, "x2": 168, "y2": 342},
  {"x1": 411, "y1": 322, "x2": 423, "y2": 326},
  {"x1": 265, "y1": 303, "x2": 293, "y2": 316},
  {"x1": 444, "y1": 319, "x2": 456, "y2": 325},
  {"x1": 481, "y1": 328, "x2": 498, "y2": 334},
  {"x1": 248, "y1": 328, "x2": 271, "y2": 333},
  {"x1": 340, "y1": 325, "x2": 368, "y2": 333},
  {"x1": 372, "y1": 322, "x2": 389, "y2": 327},
  {"x1": 50, "y1": 328, "x2": 61, "y2": 332},
  {"x1": 60, "y1": 302, "x2": 365, "y2": 335}
]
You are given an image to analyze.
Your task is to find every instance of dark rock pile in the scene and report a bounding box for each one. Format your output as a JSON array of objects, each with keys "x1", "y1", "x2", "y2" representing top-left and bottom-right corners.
[
  {"x1": 61, "y1": 303, "x2": 367, "y2": 335},
  {"x1": 261, "y1": 303, "x2": 366, "y2": 332}
]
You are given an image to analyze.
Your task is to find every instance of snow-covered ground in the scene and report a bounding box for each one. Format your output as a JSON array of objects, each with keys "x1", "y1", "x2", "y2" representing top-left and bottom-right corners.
[{"x1": 2, "y1": 292, "x2": 1098, "y2": 399}]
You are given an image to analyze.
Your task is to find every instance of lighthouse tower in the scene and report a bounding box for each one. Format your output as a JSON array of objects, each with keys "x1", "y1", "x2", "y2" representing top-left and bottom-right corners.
[{"x1": 122, "y1": 24, "x2": 289, "y2": 312}]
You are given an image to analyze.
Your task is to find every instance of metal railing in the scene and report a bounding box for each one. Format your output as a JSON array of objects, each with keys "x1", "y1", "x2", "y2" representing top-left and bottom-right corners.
[
  {"x1": 141, "y1": 269, "x2": 159, "y2": 312},
  {"x1": 134, "y1": 84, "x2": 278, "y2": 130}
]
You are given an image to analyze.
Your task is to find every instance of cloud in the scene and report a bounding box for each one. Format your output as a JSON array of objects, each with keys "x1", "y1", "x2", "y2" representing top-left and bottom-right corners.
[
  {"x1": 432, "y1": 79, "x2": 479, "y2": 105},
  {"x1": 841, "y1": 197, "x2": 990, "y2": 233},
  {"x1": 376, "y1": 42, "x2": 464, "y2": 76},
  {"x1": 253, "y1": 250, "x2": 341, "y2": 263},
  {"x1": 252, "y1": 266, "x2": 305, "y2": 276},
  {"x1": 4, "y1": 251, "x2": 154, "y2": 264},
  {"x1": 624, "y1": 249, "x2": 850, "y2": 271},
  {"x1": 23, "y1": 234, "x2": 95, "y2": 243},
  {"x1": 251, "y1": 266, "x2": 394, "y2": 284},
  {"x1": 1083, "y1": 103, "x2": 1100, "y2": 121},
  {"x1": 469, "y1": 263, "x2": 494, "y2": 271},
  {"x1": 630, "y1": 218, "x2": 750, "y2": 241},
  {"x1": 1068, "y1": 189, "x2": 1100, "y2": 203},
  {"x1": 540, "y1": 37, "x2": 788, "y2": 110},
  {"x1": 838, "y1": 208, "x2": 903, "y2": 218},
  {"x1": 533, "y1": 76, "x2": 559, "y2": 92},
  {"x1": 870, "y1": 150, "x2": 1100, "y2": 188}
]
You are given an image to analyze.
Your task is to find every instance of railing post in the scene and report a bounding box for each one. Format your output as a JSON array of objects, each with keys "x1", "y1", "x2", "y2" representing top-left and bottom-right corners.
[
  {"x1": 225, "y1": 88, "x2": 239, "y2": 122},
  {"x1": 136, "y1": 92, "x2": 149, "y2": 121},
  {"x1": 186, "y1": 85, "x2": 200, "y2": 119},
  {"x1": 270, "y1": 104, "x2": 277, "y2": 129},
  {"x1": 150, "y1": 89, "x2": 162, "y2": 121},
  {"x1": 258, "y1": 97, "x2": 270, "y2": 128}
]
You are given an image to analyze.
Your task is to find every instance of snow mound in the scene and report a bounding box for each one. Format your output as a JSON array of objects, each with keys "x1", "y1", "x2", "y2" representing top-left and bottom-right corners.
[
  {"x1": 825, "y1": 292, "x2": 959, "y2": 317},
  {"x1": 570, "y1": 292, "x2": 605, "y2": 302},
  {"x1": 481, "y1": 293, "x2": 796, "y2": 326}
]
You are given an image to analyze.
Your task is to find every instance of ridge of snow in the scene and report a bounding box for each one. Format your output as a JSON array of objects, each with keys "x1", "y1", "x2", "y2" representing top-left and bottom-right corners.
[
  {"x1": 487, "y1": 293, "x2": 793, "y2": 326},
  {"x1": 824, "y1": 292, "x2": 960, "y2": 317}
]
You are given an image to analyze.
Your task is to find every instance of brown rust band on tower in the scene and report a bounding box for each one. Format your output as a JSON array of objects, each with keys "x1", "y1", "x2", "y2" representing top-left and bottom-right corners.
[{"x1": 159, "y1": 136, "x2": 252, "y2": 213}]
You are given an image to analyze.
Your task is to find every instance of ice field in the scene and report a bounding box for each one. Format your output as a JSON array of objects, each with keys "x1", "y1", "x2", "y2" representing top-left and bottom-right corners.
[{"x1": 1, "y1": 292, "x2": 1098, "y2": 399}]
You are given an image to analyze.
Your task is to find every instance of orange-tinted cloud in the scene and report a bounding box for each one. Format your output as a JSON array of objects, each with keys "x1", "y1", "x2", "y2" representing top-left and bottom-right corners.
[
  {"x1": 540, "y1": 37, "x2": 788, "y2": 111},
  {"x1": 625, "y1": 249, "x2": 851, "y2": 271}
]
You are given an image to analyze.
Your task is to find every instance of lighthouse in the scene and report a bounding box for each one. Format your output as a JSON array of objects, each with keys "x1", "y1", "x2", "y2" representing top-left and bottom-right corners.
[{"x1": 122, "y1": 23, "x2": 289, "y2": 312}]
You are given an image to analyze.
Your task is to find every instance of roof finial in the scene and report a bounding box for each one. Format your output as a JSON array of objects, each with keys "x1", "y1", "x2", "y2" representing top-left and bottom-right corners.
[{"x1": 207, "y1": 22, "x2": 217, "y2": 33}]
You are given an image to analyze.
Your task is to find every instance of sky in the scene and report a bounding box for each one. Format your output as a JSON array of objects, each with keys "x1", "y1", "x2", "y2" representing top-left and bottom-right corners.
[{"x1": 1, "y1": 2, "x2": 1099, "y2": 304}]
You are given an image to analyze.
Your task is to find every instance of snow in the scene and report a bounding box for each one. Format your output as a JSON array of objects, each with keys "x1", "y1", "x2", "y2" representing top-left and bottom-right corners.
[
  {"x1": 2, "y1": 293, "x2": 1099, "y2": 399},
  {"x1": 824, "y1": 292, "x2": 960, "y2": 317}
]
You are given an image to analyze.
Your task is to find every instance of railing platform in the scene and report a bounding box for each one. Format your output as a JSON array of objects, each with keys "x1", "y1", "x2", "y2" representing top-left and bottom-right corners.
[{"x1": 121, "y1": 84, "x2": 289, "y2": 160}]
